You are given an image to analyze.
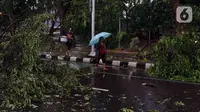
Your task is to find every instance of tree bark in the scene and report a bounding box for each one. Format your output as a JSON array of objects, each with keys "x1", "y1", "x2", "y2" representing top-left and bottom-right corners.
[
  {"x1": 49, "y1": 20, "x2": 56, "y2": 36},
  {"x1": 172, "y1": 0, "x2": 181, "y2": 34},
  {"x1": 49, "y1": 9, "x2": 59, "y2": 36},
  {"x1": 49, "y1": 1, "x2": 71, "y2": 36},
  {"x1": 9, "y1": 0, "x2": 14, "y2": 36},
  {"x1": 9, "y1": 14, "x2": 14, "y2": 36}
]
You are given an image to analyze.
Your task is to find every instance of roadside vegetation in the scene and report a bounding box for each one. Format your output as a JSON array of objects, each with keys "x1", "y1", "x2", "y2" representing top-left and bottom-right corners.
[
  {"x1": 0, "y1": 14, "x2": 86, "y2": 110},
  {"x1": 148, "y1": 5, "x2": 200, "y2": 83},
  {"x1": 1, "y1": 0, "x2": 200, "y2": 110},
  {"x1": 148, "y1": 31, "x2": 200, "y2": 83}
]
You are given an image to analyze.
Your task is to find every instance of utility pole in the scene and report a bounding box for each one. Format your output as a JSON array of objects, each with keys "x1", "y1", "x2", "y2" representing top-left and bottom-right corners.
[{"x1": 89, "y1": 0, "x2": 96, "y2": 56}]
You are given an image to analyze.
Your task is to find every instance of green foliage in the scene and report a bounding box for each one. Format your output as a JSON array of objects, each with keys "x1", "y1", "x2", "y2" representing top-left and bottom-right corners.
[
  {"x1": 105, "y1": 35, "x2": 118, "y2": 49},
  {"x1": 63, "y1": 0, "x2": 89, "y2": 33},
  {"x1": 121, "y1": 108, "x2": 134, "y2": 112},
  {"x1": 117, "y1": 31, "x2": 127, "y2": 48},
  {"x1": 117, "y1": 31, "x2": 127, "y2": 41},
  {"x1": 121, "y1": 34, "x2": 132, "y2": 49},
  {"x1": 182, "y1": 5, "x2": 200, "y2": 32},
  {"x1": 174, "y1": 101, "x2": 185, "y2": 106},
  {"x1": 38, "y1": 61, "x2": 82, "y2": 96},
  {"x1": 63, "y1": 0, "x2": 125, "y2": 43},
  {"x1": 151, "y1": 0, "x2": 175, "y2": 30},
  {"x1": 130, "y1": 0, "x2": 175, "y2": 34},
  {"x1": 148, "y1": 110, "x2": 159, "y2": 112},
  {"x1": 61, "y1": 0, "x2": 176, "y2": 45},
  {"x1": 148, "y1": 32, "x2": 200, "y2": 83},
  {"x1": 0, "y1": 14, "x2": 49, "y2": 109},
  {"x1": 0, "y1": 14, "x2": 83, "y2": 110}
]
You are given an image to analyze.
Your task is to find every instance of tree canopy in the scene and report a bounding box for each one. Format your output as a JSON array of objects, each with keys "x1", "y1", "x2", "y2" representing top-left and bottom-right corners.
[{"x1": 1, "y1": 0, "x2": 200, "y2": 45}]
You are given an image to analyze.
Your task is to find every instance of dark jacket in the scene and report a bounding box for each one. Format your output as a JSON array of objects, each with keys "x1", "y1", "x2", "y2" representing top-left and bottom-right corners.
[
  {"x1": 95, "y1": 43, "x2": 101, "y2": 58},
  {"x1": 95, "y1": 43, "x2": 101, "y2": 51},
  {"x1": 95, "y1": 42, "x2": 106, "y2": 56}
]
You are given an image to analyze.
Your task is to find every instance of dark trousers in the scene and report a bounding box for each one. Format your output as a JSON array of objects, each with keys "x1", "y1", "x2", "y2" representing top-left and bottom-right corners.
[
  {"x1": 96, "y1": 52, "x2": 106, "y2": 64},
  {"x1": 66, "y1": 41, "x2": 72, "y2": 50}
]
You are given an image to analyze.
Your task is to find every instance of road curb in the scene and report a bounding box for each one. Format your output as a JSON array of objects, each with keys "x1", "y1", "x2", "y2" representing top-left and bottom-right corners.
[{"x1": 40, "y1": 54, "x2": 154, "y2": 70}]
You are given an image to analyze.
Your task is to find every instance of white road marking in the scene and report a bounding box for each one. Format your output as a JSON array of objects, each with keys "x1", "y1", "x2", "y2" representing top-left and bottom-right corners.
[
  {"x1": 128, "y1": 62, "x2": 137, "y2": 67},
  {"x1": 83, "y1": 58, "x2": 91, "y2": 63},
  {"x1": 112, "y1": 61, "x2": 121, "y2": 66},
  {"x1": 70, "y1": 57, "x2": 77, "y2": 62}
]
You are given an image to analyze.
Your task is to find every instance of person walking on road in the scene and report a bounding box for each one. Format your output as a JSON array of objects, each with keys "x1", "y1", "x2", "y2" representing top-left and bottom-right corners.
[
  {"x1": 66, "y1": 32, "x2": 73, "y2": 56},
  {"x1": 95, "y1": 37, "x2": 108, "y2": 71},
  {"x1": 68, "y1": 28, "x2": 76, "y2": 48}
]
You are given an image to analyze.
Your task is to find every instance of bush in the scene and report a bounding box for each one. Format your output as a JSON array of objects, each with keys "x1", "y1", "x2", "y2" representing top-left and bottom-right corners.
[
  {"x1": 105, "y1": 32, "x2": 130, "y2": 50},
  {"x1": 148, "y1": 32, "x2": 200, "y2": 83},
  {"x1": 105, "y1": 35, "x2": 118, "y2": 49}
]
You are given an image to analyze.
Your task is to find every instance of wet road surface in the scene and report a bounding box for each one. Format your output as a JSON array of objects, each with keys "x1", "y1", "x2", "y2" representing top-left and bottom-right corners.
[{"x1": 28, "y1": 62, "x2": 200, "y2": 112}]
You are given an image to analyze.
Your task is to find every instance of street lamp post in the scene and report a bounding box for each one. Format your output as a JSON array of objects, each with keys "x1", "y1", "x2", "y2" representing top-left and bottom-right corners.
[
  {"x1": 148, "y1": 1, "x2": 153, "y2": 48},
  {"x1": 89, "y1": 0, "x2": 96, "y2": 57}
]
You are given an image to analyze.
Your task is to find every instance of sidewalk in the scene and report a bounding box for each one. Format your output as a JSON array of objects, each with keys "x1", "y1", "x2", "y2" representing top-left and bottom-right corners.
[
  {"x1": 44, "y1": 47, "x2": 154, "y2": 62},
  {"x1": 41, "y1": 45, "x2": 154, "y2": 70},
  {"x1": 48, "y1": 31, "x2": 139, "y2": 59},
  {"x1": 44, "y1": 47, "x2": 141, "y2": 62},
  {"x1": 41, "y1": 31, "x2": 154, "y2": 69}
]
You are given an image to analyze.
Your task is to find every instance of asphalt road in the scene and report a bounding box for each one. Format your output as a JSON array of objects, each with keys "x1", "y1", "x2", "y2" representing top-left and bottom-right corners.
[{"x1": 27, "y1": 62, "x2": 200, "y2": 112}]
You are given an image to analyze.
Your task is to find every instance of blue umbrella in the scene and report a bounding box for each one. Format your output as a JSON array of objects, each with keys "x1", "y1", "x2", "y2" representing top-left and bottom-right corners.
[{"x1": 89, "y1": 32, "x2": 111, "y2": 46}]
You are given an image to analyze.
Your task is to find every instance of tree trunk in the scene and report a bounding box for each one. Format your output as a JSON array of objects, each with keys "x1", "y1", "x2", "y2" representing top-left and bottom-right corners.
[
  {"x1": 58, "y1": 1, "x2": 71, "y2": 35},
  {"x1": 59, "y1": 6, "x2": 66, "y2": 35},
  {"x1": 126, "y1": 19, "x2": 129, "y2": 34},
  {"x1": 9, "y1": 0, "x2": 14, "y2": 36},
  {"x1": 49, "y1": 20, "x2": 56, "y2": 36},
  {"x1": 172, "y1": 0, "x2": 181, "y2": 34},
  {"x1": 49, "y1": 9, "x2": 59, "y2": 36},
  {"x1": 9, "y1": 14, "x2": 14, "y2": 36},
  {"x1": 126, "y1": 12, "x2": 129, "y2": 34}
]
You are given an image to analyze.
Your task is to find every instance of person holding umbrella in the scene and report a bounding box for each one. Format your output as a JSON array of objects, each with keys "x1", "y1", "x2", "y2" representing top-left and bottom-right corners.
[
  {"x1": 89, "y1": 32, "x2": 111, "y2": 71},
  {"x1": 95, "y1": 37, "x2": 108, "y2": 71}
]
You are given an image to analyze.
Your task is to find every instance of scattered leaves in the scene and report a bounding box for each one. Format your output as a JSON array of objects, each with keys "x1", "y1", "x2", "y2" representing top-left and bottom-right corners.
[{"x1": 174, "y1": 101, "x2": 185, "y2": 106}]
